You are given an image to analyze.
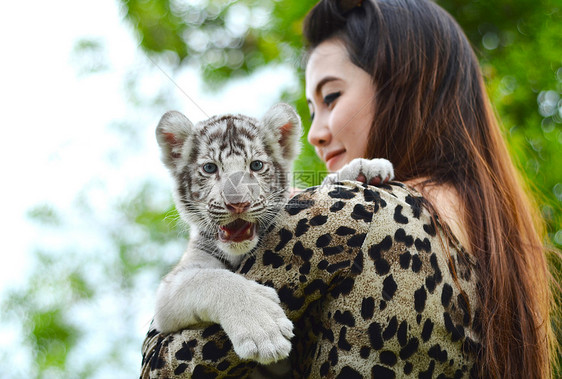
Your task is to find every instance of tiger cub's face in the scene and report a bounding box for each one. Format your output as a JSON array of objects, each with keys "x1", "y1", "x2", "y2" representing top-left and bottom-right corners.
[{"x1": 156, "y1": 104, "x2": 301, "y2": 256}]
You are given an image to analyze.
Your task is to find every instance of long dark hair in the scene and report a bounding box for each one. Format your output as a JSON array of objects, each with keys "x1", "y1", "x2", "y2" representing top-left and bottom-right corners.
[{"x1": 304, "y1": 0, "x2": 556, "y2": 377}]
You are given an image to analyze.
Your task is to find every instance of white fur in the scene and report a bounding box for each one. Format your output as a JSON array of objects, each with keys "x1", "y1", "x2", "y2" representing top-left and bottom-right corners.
[
  {"x1": 154, "y1": 244, "x2": 293, "y2": 363},
  {"x1": 153, "y1": 104, "x2": 301, "y2": 364}
]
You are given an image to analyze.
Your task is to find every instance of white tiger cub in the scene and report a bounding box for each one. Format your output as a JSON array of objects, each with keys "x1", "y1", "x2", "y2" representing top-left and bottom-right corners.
[
  {"x1": 153, "y1": 103, "x2": 394, "y2": 365},
  {"x1": 154, "y1": 103, "x2": 301, "y2": 364}
]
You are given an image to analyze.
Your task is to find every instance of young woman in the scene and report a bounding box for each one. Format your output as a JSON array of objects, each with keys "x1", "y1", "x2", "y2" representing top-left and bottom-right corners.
[{"x1": 141, "y1": 0, "x2": 557, "y2": 377}]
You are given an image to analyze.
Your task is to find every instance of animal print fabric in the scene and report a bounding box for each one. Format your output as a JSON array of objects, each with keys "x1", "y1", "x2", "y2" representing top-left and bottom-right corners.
[{"x1": 140, "y1": 182, "x2": 481, "y2": 378}]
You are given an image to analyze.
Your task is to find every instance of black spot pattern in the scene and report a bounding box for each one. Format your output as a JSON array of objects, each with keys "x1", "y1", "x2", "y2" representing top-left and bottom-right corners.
[
  {"x1": 347, "y1": 233, "x2": 367, "y2": 247},
  {"x1": 428, "y1": 344, "x2": 448, "y2": 363},
  {"x1": 316, "y1": 233, "x2": 332, "y2": 248},
  {"x1": 415, "y1": 237, "x2": 431, "y2": 253},
  {"x1": 372, "y1": 365, "x2": 396, "y2": 378},
  {"x1": 382, "y1": 275, "x2": 397, "y2": 301},
  {"x1": 337, "y1": 366, "x2": 363, "y2": 379},
  {"x1": 350, "y1": 204, "x2": 373, "y2": 222},
  {"x1": 329, "y1": 201, "x2": 345, "y2": 212},
  {"x1": 405, "y1": 194, "x2": 423, "y2": 218},
  {"x1": 336, "y1": 226, "x2": 356, "y2": 235},
  {"x1": 238, "y1": 255, "x2": 256, "y2": 274},
  {"x1": 414, "y1": 286, "x2": 428, "y2": 313},
  {"x1": 421, "y1": 319, "x2": 434, "y2": 342},
  {"x1": 399, "y1": 251, "x2": 412, "y2": 269},
  {"x1": 383, "y1": 317, "x2": 398, "y2": 340},
  {"x1": 368, "y1": 322, "x2": 384, "y2": 350},
  {"x1": 285, "y1": 198, "x2": 315, "y2": 215},
  {"x1": 394, "y1": 228, "x2": 414, "y2": 247},
  {"x1": 293, "y1": 241, "x2": 313, "y2": 261},
  {"x1": 368, "y1": 235, "x2": 392, "y2": 261},
  {"x1": 295, "y1": 218, "x2": 310, "y2": 237},
  {"x1": 360, "y1": 346, "x2": 370, "y2": 359},
  {"x1": 278, "y1": 285, "x2": 305, "y2": 311},
  {"x1": 351, "y1": 250, "x2": 364, "y2": 274},
  {"x1": 444, "y1": 312, "x2": 465, "y2": 342},
  {"x1": 334, "y1": 310, "x2": 356, "y2": 327},
  {"x1": 361, "y1": 297, "x2": 375, "y2": 320},
  {"x1": 380, "y1": 350, "x2": 398, "y2": 366},
  {"x1": 262, "y1": 250, "x2": 284, "y2": 268},
  {"x1": 441, "y1": 284, "x2": 453, "y2": 307},
  {"x1": 393, "y1": 205, "x2": 409, "y2": 224},
  {"x1": 399, "y1": 337, "x2": 419, "y2": 360},
  {"x1": 310, "y1": 214, "x2": 329, "y2": 226},
  {"x1": 202, "y1": 339, "x2": 232, "y2": 362},
  {"x1": 412, "y1": 254, "x2": 423, "y2": 272},
  {"x1": 274, "y1": 228, "x2": 293, "y2": 251},
  {"x1": 328, "y1": 187, "x2": 357, "y2": 199},
  {"x1": 337, "y1": 327, "x2": 352, "y2": 351}
]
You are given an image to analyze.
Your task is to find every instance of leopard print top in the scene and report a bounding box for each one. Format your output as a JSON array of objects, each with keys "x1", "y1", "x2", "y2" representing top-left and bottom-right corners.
[{"x1": 140, "y1": 182, "x2": 481, "y2": 378}]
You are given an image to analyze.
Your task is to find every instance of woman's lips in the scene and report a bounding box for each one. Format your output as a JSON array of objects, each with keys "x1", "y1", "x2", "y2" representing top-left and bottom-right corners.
[{"x1": 325, "y1": 150, "x2": 346, "y2": 171}]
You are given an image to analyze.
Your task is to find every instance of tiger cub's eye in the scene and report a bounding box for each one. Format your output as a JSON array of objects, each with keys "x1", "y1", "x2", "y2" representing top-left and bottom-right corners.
[
  {"x1": 202, "y1": 163, "x2": 218, "y2": 174},
  {"x1": 250, "y1": 160, "x2": 264, "y2": 171}
]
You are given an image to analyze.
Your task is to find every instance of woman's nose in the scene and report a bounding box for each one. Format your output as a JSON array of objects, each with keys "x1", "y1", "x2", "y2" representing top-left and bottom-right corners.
[{"x1": 307, "y1": 117, "x2": 331, "y2": 147}]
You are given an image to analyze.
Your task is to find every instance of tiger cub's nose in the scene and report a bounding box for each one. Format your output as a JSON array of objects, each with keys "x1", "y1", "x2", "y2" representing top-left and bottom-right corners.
[{"x1": 225, "y1": 202, "x2": 251, "y2": 214}]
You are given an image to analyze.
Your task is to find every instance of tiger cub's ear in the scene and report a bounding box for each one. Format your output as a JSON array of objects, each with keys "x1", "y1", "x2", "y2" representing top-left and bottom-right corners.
[
  {"x1": 155, "y1": 111, "x2": 194, "y2": 170},
  {"x1": 261, "y1": 103, "x2": 302, "y2": 161}
]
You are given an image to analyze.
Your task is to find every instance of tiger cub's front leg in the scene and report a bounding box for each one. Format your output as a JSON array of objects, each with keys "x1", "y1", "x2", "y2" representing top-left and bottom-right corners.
[{"x1": 154, "y1": 246, "x2": 294, "y2": 364}]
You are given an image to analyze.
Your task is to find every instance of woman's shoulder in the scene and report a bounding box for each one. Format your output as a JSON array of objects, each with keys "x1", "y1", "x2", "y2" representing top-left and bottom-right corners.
[
  {"x1": 282, "y1": 180, "x2": 479, "y2": 310},
  {"x1": 286, "y1": 180, "x2": 470, "y2": 253},
  {"x1": 275, "y1": 181, "x2": 482, "y2": 376},
  {"x1": 285, "y1": 180, "x2": 430, "y2": 229}
]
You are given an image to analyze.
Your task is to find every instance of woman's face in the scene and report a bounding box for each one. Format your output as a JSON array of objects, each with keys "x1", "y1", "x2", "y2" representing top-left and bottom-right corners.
[{"x1": 305, "y1": 39, "x2": 376, "y2": 172}]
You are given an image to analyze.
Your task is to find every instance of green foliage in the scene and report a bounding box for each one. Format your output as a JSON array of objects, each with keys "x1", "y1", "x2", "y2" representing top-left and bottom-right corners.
[
  {"x1": 438, "y1": 0, "x2": 562, "y2": 246},
  {"x1": 3, "y1": 251, "x2": 83, "y2": 377},
  {"x1": 123, "y1": 0, "x2": 189, "y2": 59},
  {"x1": 27, "y1": 204, "x2": 63, "y2": 227},
  {"x1": 30, "y1": 309, "x2": 78, "y2": 371},
  {"x1": 1, "y1": 182, "x2": 184, "y2": 377},
  {"x1": 71, "y1": 38, "x2": 109, "y2": 76},
  {"x1": 122, "y1": 0, "x2": 318, "y2": 88}
]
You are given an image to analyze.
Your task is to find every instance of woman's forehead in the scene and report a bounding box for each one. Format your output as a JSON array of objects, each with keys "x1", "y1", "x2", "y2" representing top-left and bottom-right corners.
[{"x1": 305, "y1": 41, "x2": 351, "y2": 94}]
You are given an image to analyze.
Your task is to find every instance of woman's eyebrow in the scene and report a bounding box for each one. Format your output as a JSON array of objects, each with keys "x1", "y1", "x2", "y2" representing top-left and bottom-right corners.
[{"x1": 314, "y1": 76, "x2": 340, "y2": 96}]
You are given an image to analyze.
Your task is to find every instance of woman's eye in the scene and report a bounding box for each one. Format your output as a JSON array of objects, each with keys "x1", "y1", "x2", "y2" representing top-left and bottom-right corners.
[
  {"x1": 249, "y1": 160, "x2": 264, "y2": 171},
  {"x1": 202, "y1": 163, "x2": 218, "y2": 174},
  {"x1": 323, "y1": 91, "x2": 341, "y2": 106}
]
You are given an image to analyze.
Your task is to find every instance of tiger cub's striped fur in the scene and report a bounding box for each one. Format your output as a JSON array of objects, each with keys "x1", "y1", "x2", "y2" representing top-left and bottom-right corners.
[{"x1": 153, "y1": 103, "x2": 301, "y2": 364}]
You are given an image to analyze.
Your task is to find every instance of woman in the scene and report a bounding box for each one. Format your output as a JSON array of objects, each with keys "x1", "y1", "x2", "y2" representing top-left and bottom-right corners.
[{"x1": 141, "y1": 0, "x2": 556, "y2": 377}]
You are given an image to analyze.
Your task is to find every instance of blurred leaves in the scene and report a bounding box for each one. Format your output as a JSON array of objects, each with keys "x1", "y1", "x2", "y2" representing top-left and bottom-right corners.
[
  {"x1": 2, "y1": 181, "x2": 184, "y2": 377},
  {"x1": 71, "y1": 38, "x2": 109, "y2": 76},
  {"x1": 439, "y1": 0, "x2": 562, "y2": 244},
  {"x1": 30, "y1": 309, "x2": 78, "y2": 372},
  {"x1": 122, "y1": 0, "x2": 317, "y2": 88},
  {"x1": 124, "y1": 0, "x2": 189, "y2": 59},
  {"x1": 27, "y1": 204, "x2": 62, "y2": 227}
]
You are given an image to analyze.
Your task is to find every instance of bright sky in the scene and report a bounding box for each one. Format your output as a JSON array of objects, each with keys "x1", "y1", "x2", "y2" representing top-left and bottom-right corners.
[{"x1": 0, "y1": 0, "x2": 132, "y2": 287}]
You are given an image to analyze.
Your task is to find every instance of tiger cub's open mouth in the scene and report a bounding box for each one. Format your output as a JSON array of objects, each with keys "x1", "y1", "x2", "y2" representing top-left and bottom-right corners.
[{"x1": 218, "y1": 219, "x2": 256, "y2": 243}]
